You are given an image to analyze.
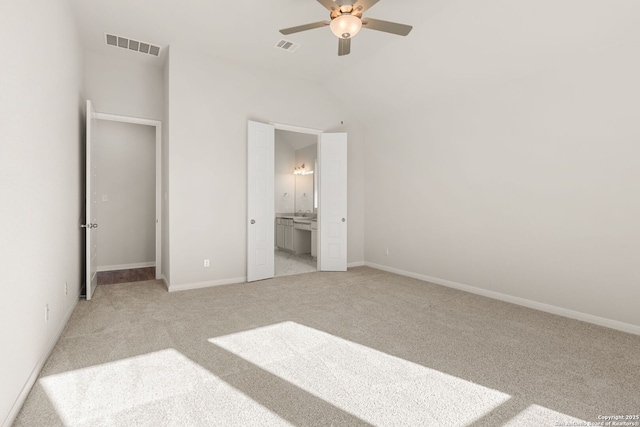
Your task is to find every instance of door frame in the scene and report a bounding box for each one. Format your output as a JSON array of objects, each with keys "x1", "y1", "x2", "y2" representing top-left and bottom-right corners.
[
  {"x1": 85, "y1": 100, "x2": 98, "y2": 300},
  {"x1": 248, "y1": 120, "x2": 348, "y2": 279},
  {"x1": 93, "y1": 111, "x2": 163, "y2": 279},
  {"x1": 270, "y1": 122, "x2": 345, "y2": 273},
  {"x1": 272, "y1": 122, "x2": 323, "y2": 136}
]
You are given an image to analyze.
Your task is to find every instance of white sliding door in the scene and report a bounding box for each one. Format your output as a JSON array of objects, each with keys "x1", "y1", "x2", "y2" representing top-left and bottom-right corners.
[
  {"x1": 247, "y1": 120, "x2": 275, "y2": 282},
  {"x1": 318, "y1": 132, "x2": 347, "y2": 271}
]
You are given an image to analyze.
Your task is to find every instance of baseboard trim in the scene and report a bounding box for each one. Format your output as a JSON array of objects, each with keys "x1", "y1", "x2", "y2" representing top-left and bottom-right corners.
[
  {"x1": 97, "y1": 262, "x2": 155, "y2": 272},
  {"x1": 159, "y1": 274, "x2": 169, "y2": 291},
  {"x1": 167, "y1": 276, "x2": 246, "y2": 293},
  {"x1": 3, "y1": 297, "x2": 78, "y2": 427},
  {"x1": 365, "y1": 262, "x2": 640, "y2": 336},
  {"x1": 347, "y1": 261, "x2": 365, "y2": 268}
]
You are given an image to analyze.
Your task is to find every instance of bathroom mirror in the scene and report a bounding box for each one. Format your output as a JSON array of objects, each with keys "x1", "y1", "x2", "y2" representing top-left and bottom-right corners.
[
  {"x1": 295, "y1": 171, "x2": 314, "y2": 214},
  {"x1": 291, "y1": 140, "x2": 317, "y2": 215},
  {"x1": 274, "y1": 129, "x2": 317, "y2": 215}
]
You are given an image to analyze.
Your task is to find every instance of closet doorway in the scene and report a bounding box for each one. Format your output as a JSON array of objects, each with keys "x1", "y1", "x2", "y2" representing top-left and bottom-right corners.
[{"x1": 84, "y1": 103, "x2": 162, "y2": 299}]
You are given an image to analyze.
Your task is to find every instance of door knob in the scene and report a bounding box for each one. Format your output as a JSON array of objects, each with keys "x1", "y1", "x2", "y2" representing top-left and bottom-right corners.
[
  {"x1": 251, "y1": 219, "x2": 256, "y2": 224},
  {"x1": 81, "y1": 223, "x2": 98, "y2": 229},
  {"x1": 342, "y1": 218, "x2": 346, "y2": 222}
]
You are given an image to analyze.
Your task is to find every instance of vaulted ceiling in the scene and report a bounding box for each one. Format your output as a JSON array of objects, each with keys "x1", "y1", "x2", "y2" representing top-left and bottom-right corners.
[{"x1": 71, "y1": 0, "x2": 640, "y2": 120}]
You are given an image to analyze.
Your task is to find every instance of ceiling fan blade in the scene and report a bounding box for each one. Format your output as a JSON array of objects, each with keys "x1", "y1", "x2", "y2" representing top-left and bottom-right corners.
[
  {"x1": 361, "y1": 18, "x2": 412, "y2": 36},
  {"x1": 338, "y1": 37, "x2": 351, "y2": 56},
  {"x1": 316, "y1": 0, "x2": 339, "y2": 12},
  {"x1": 351, "y1": 0, "x2": 380, "y2": 14},
  {"x1": 280, "y1": 21, "x2": 330, "y2": 35}
]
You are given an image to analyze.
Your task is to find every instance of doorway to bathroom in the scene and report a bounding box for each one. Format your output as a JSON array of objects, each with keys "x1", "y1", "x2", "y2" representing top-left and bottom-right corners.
[
  {"x1": 247, "y1": 120, "x2": 347, "y2": 283},
  {"x1": 274, "y1": 130, "x2": 318, "y2": 277}
]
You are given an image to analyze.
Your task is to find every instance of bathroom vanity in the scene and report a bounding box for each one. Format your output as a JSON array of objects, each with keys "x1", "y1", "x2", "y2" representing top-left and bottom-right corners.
[{"x1": 276, "y1": 215, "x2": 316, "y2": 255}]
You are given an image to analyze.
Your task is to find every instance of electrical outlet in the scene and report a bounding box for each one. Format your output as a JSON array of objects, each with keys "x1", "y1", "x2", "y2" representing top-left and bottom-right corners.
[
  {"x1": 385, "y1": 248, "x2": 389, "y2": 256},
  {"x1": 203, "y1": 259, "x2": 210, "y2": 268},
  {"x1": 45, "y1": 304, "x2": 49, "y2": 322}
]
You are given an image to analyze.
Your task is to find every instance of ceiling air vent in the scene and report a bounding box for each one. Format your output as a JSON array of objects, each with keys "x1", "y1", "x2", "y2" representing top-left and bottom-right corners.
[
  {"x1": 105, "y1": 33, "x2": 161, "y2": 57},
  {"x1": 274, "y1": 39, "x2": 300, "y2": 53}
]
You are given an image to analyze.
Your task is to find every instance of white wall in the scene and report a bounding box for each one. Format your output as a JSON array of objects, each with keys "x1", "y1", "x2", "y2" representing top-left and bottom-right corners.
[
  {"x1": 0, "y1": 1, "x2": 84, "y2": 425},
  {"x1": 274, "y1": 137, "x2": 295, "y2": 214},
  {"x1": 84, "y1": 51, "x2": 164, "y2": 120},
  {"x1": 343, "y1": 121, "x2": 366, "y2": 266},
  {"x1": 364, "y1": 42, "x2": 640, "y2": 329},
  {"x1": 166, "y1": 45, "x2": 365, "y2": 288},
  {"x1": 84, "y1": 49, "x2": 167, "y2": 278},
  {"x1": 96, "y1": 121, "x2": 156, "y2": 269}
]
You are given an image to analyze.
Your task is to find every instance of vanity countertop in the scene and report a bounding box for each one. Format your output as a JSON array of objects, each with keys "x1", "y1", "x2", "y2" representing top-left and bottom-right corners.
[{"x1": 277, "y1": 214, "x2": 316, "y2": 221}]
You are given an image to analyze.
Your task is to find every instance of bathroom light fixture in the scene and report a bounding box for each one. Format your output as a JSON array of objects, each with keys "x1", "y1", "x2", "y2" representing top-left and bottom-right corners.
[{"x1": 294, "y1": 164, "x2": 314, "y2": 175}]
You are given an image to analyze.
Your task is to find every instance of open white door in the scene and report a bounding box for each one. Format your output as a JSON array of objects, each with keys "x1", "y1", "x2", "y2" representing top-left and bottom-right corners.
[
  {"x1": 84, "y1": 100, "x2": 99, "y2": 300},
  {"x1": 318, "y1": 132, "x2": 347, "y2": 271},
  {"x1": 247, "y1": 120, "x2": 275, "y2": 282}
]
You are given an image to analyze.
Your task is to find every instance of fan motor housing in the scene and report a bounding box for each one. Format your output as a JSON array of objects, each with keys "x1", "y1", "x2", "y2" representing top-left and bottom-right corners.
[{"x1": 331, "y1": 5, "x2": 362, "y2": 20}]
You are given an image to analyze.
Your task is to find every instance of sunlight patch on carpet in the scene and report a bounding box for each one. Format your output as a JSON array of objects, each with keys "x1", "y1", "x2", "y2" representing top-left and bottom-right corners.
[
  {"x1": 503, "y1": 404, "x2": 586, "y2": 426},
  {"x1": 40, "y1": 349, "x2": 293, "y2": 426},
  {"x1": 209, "y1": 321, "x2": 512, "y2": 426}
]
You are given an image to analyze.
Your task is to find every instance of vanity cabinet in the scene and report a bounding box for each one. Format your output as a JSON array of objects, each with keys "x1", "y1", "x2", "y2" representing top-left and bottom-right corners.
[
  {"x1": 276, "y1": 218, "x2": 295, "y2": 251},
  {"x1": 276, "y1": 224, "x2": 285, "y2": 248},
  {"x1": 284, "y1": 226, "x2": 294, "y2": 251},
  {"x1": 276, "y1": 217, "x2": 314, "y2": 254}
]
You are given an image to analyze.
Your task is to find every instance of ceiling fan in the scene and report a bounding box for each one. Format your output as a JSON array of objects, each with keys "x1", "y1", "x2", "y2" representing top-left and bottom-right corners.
[{"x1": 279, "y1": 0, "x2": 412, "y2": 56}]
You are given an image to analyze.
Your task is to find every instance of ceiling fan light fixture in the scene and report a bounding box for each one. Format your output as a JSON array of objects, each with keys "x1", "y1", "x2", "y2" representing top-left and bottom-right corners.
[
  {"x1": 279, "y1": 0, "x2": 412, "y2": 56},
  {"x1": 330, "y1": 14, "x2": 362, "y2": 39}
]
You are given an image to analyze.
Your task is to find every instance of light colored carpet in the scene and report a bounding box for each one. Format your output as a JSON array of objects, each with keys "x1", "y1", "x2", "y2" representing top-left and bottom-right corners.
[{"x1": 14, "y1": 267, "x2": 640, "y2": 426}]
